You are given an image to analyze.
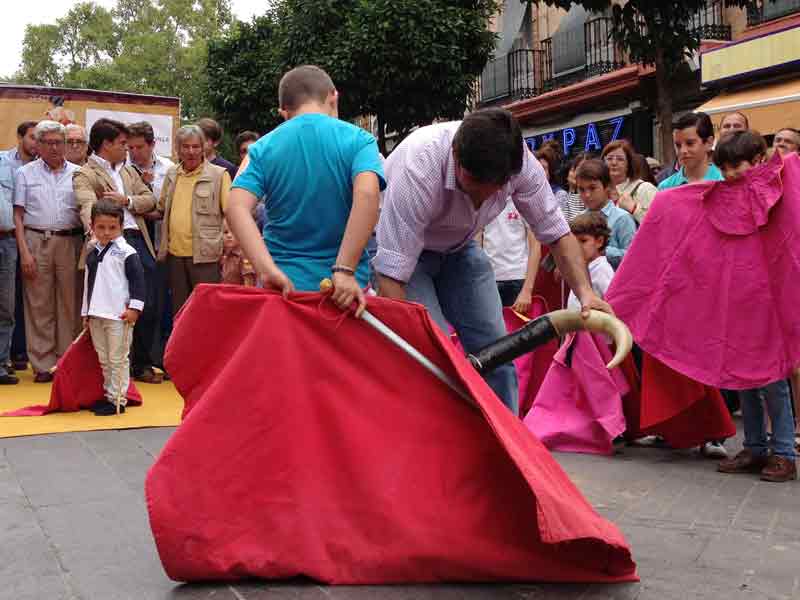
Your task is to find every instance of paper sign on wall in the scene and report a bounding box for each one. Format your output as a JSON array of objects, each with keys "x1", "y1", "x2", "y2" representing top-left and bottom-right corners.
[{"x1": 85, "y1": 109, "x2": 174, "y2": 158}]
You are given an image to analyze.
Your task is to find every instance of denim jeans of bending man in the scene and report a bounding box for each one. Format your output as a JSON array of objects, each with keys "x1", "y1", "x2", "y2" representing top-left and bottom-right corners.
[
  {"x1": 741, "y1": 380, "x2": 796, "y2": 459},
  {"x1": 405, "y1": 241, "x2": 518, "y2": 414},
  {"x1": 0, "y1": 237, "x2": 17, "y2": 377}
]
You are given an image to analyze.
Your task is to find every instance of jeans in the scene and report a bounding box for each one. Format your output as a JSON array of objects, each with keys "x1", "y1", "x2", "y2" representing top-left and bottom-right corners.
[
  {"x1": 10, "y1": 255, "x2": 25, "y2": 361},
  {"x1": 406, "y1": 241, "x2": 518, "y2": 414},
  {"x1": 741, "y1": 380, "x2": 796, "y2": 459},
  {"x1": 0, "y1": 237, "x2": 17, "y2": 376},
  {"x1": 496, "y1": 279, "x2": 524, "y2": 308}
]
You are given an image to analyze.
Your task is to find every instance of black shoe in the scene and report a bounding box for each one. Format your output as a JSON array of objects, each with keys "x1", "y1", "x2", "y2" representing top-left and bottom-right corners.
[
  {"x1": 92, "y1": 402, "x2": 125, "y2": 416},
  {"x1": 5, "y1": 361, "x2": 15, "y2": 375},
  {"x1": 0, "y1": 374, "x2": 19, "y2": 385}
]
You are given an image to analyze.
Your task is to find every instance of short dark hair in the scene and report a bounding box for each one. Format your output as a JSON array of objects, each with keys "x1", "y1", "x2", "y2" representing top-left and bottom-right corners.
[
  {"x1": 234, "y1": 130, "x2": 259, "y2": 150},
  {"x1": 570, "y1": 211, "x2": 611, "y2": 250},
  {"x1": 713, "y1": 130, "x2": 767, "y2": 167},
  {"x1": 720, "y1": 112, "x2": 750, "y2": 130},
  {"x1": 673, "y1": 112, "x2": 714, "y2": 141},
  {"x1": 569, "y1": 151, "x2": 594, "y2": 171},
  {"x1": 278, "y1": 65, "x2": 335, "y2": 111},
  {"x1": 197, "y1": 118, "x2": 223, "y2": 143},
  {"x1": 89, "y1": 118, "x2": 130, "y2": 153},
  {"x1": 91, "y1": 199, "x2": 124, "y2": 225},
  {"x1": 452, "y1": 108, "x2": 524, "y2": 185},
  {"x1": 128, "y1": 121, "x2": 155, "y2": 145},
  {"x1": 601, "y1": 139, "x2": 636, "y2": 180},
  {"x1": 576, "y1": 158, "x2": 611, "y2": 187},
  {"x1": 17, "y1": 120, "x2": 38, "y2": 137}
]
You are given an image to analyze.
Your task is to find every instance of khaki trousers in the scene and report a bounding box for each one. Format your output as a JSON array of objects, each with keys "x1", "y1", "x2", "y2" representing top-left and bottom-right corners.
[
  {"x1": 88, "y1": 317, "x2": 132, "y2": 406},
  {"x1": 22, "y1": 230, "x2": 82, "y2": 373},
  {"x1": 166, "y1": 254, "x2": 220, "y2": 317}
]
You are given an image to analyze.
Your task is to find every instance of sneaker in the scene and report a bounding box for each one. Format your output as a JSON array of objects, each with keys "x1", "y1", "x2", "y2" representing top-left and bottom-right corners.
[
  {"x1": 701, "y1": 440, "x2": 728, "y2": 459},
  {"x1": 760, "y1": 455, "x2": 797, "y2": 482},
  {"x1": 628, "y1": 435, "x2": 664, "y2": 447},
  {"x1": 92, "y1": 402, "x2": 125, "y2": 416},
  {"x1": 718, "y1": 449, "x2": 768, "y2": 474}
]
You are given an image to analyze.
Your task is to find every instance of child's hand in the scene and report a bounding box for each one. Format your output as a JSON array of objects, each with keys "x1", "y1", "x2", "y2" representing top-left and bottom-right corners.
[
  {"x1": 82, "y1": 316, "x2": 89, "y2": 330},
  {"x1": 120, "y1": 308, "x2": 140, "y2": 325}
]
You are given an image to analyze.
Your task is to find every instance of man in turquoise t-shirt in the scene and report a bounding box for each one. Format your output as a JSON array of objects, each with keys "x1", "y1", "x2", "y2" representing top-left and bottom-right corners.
[
  {"x1": 227, "y1": 65, "x2": 385, "y2": 316},
  {"x1": 658, "y1": 112, "x2": 723, "y2": 190}
]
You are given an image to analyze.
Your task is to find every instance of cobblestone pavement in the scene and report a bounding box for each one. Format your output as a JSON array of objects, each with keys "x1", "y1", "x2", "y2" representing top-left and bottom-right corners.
[{"x1": 1, "y1": 422, "x2": 798, "y2": 600}]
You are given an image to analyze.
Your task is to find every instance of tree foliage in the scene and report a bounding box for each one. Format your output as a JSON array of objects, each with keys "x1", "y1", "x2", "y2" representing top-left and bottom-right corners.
[
  {"x1": 207, "y1": 0, "x2": 500, "y2": 152},
  {"x1": 16, "y1": 0, "x2": 233, "y2": 120}
]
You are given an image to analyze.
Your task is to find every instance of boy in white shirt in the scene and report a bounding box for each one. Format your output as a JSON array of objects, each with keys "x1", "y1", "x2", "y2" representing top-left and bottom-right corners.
[
  {"x1": 81, "y1": 200, "x2": 145, "y2": 416},
  {"x1": 566, "y1": 212, "x2": 614, "y2": 311}
]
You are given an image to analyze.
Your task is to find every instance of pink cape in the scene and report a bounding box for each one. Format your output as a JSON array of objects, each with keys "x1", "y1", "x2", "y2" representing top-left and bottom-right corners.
[
  {"x1": 146, "y1": 285, "x2": 637, "y2": 584},
  {"x1": 524, "y1": 332, "x2": 628, "y2": 455},
  {"x1": 607, "y1": 152, "x2": 800, "y2": 390},
  {"x1": 2, "y1": 332, "x2": 142, "y2": 416}
]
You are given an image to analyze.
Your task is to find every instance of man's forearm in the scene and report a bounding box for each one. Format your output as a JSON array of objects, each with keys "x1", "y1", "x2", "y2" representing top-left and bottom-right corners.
[
  {"x1": 336, "y1": 173, "x2": 380, "y2": 270},
  {"x1": 550, "y1": 233, "x2": 592, "y2": 301},
  {"x1": 225, "y1": 189, "x2": 278, "y2": 276},
  {"x1": 377, "y1": 274, "x2": 406, "y2": 300}
]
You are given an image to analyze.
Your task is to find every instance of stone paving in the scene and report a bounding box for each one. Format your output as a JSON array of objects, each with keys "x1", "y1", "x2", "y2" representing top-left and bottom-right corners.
[{"x1": 1, "y1": 422, "x2": 798, "y2": 600}]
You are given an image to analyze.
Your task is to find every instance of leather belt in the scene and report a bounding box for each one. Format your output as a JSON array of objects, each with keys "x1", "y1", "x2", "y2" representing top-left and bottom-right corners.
[
  {"x1": 0, "y1": 230, "x2": 14, "y2": 239},
  {"x1": 25, "y1": 227, "x2": 83, "y2": 237}
]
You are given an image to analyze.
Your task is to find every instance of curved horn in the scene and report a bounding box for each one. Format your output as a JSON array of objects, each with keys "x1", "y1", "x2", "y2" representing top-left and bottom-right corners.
[{"x1": 547, "y1": 309, "x2": 633, "y2": 369}]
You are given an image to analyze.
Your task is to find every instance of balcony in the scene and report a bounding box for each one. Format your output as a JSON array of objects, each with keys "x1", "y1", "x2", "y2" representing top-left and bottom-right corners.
[
  {"x1": 690, "y1": 0, "x2": 732, "y2": 40},
  {"x1": 476, "y1": 49, "x2": 548, "y2": 105},
  {"x1": 747, "y1": 0, "x2": 800, "y2": 26}
]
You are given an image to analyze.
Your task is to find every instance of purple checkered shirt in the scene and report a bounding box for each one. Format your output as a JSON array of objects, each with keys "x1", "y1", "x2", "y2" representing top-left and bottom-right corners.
[{"x1": 374, "y1": 122, "x2": 570, "y2": 283}]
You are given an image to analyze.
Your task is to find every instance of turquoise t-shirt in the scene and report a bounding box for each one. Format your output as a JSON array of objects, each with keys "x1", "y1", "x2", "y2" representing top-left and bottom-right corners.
[
  {"x1": 657, "y1": 163, "x2": 723, "y2": 190},
  {"x1": 233, "y1": 113, "x2": 386, "y2": 291}
]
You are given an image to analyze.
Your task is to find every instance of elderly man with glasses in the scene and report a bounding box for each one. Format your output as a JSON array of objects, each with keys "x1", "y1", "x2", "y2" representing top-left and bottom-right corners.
[
  {"x1": 65, "y1": 124, "x2": 89, "y2": 166},
  {"x1": 13, "y1": 121, "x2": 82, "y2": 382}
]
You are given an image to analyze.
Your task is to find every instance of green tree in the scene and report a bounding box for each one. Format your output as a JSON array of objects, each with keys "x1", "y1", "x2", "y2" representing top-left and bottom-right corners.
[
  {"x1": 540, "y1": 0, "x2": 752, "y2": 163},
  {"x1": 208, "y1": 0, "x2": 500, "y2": 153}
]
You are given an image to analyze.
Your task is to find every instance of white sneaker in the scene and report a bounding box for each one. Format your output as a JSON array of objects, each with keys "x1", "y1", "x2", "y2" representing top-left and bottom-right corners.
[
  {"x1": 701, "y1": 441, "x2": 728, "y2": 459},
  {"x1": 629, "y1": 435, "x2": 663, "y2": 447}
]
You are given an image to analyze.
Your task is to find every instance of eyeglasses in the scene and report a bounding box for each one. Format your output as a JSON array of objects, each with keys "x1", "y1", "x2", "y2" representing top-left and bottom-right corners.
[
  {"x1": 66, "y1": 140, "x2": 87, "y2": 147},
  {"x1": 604, "y1": 154, "x2": 627, "y2": 163},
  {"x1": 40, "y1": 140, "x2": 65, "y2": 148}
]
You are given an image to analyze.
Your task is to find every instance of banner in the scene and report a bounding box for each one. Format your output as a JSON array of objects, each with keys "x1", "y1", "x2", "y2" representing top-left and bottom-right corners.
[{"x1": 86, "y1": 108, "x2": 174, "y2": 157}]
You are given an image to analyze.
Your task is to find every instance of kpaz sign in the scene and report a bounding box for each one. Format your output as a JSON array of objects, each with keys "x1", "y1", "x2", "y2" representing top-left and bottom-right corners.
[{"x1": 525, "y1": 116, "x2": 628, "y2": 157}]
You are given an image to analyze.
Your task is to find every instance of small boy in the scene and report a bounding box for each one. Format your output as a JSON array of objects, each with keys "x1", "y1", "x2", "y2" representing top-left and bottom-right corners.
[
  {"x1": 566, "y1": 211, "x2": 614, "y2": 312},
  {"x1": 221, "y1": 220, "x2": 257, "y2": 286},
  {"x1": 81, "y1": 200, "x2": 145, "y2": 416},
  {"x1": 714, "y1": 130, "x2": 796, "y2": 482},
  {"x1": 575, "y1": 159, "x2": 636, "y2": 269}
]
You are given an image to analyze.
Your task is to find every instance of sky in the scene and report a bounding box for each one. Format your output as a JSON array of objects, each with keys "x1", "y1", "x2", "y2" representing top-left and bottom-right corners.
[{"x1": 0, "y1": 0, "x2": 267, "y2": 78}]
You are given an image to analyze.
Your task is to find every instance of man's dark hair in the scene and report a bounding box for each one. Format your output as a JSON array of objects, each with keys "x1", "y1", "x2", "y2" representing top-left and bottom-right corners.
[
  {"x1": 91, "y1": 199, "x2": 124, "y2": 225},
  {"x1": 570, "y1": 211, "x2": 611, "y2": 251},
  {"x1": 278, "y1": 65, "x2": 335, "y2": 111},
  {"x1": 197, "y1": 118, "x2": 223, "y2": 143},
  {"x1": 89, "y1": 118, "x2": 130, "y2": 153},
  {"x1": 234, "y1": 130, "x2": 259, "y2": 150},
  {"x1": 17, "y1": 120, "x2": 38, "y2": 137},
  {"x1": 713, "y1": 130, "x2": 767, "y2": 167},
  {"x1": 452, "y1": 108, "x2": 524, "y2": 185},
  {"x1": 576, "y1": 158, "x2": 612, "y2": 187},
  {"x1": 673, "y1": 112, "x2": 714, "y2": 141},
  {"x1": 128, "y1": 121, "x2": 155, "y2": 145}
]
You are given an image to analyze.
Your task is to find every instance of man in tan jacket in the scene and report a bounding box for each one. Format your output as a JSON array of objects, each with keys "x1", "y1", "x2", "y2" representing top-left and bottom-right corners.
[
  {"x1": 157, "y1": 124, "x2": 230, "y2": 316},
  {"x1": 73, "y1": 118, "x2": 163, "y2": 384}
]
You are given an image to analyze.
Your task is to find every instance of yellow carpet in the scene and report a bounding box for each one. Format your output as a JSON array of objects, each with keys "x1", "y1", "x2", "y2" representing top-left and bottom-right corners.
[{"x1": 0, "y1": 368, "x2": 183, "y2": 438}]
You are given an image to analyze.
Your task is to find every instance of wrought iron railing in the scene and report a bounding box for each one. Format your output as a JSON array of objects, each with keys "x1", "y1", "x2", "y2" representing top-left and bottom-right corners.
[
  {"x1": 690, "y1": 1, "x2": 732, "y2": 39},
  {"x1": 477, "y1": 49, "x2": 548, "y2": 105},
  {"x1": 585, "y1": 17, "x2": 624, "y2": 77},
  {"x1": 747, "y1": 0, "x2": 800, "y2": 26}
]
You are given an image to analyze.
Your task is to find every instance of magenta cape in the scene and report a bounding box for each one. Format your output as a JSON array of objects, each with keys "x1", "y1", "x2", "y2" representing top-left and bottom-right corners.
[
  {"x1": 607, "y1": 152, "x2": 800, "y2": 390},
  {"x1": 2, "y1": 332, "x2": 142, "y2": 416},
  {"x1": 524, "y1": 332, "x2": 628, "y2": 456},
  {"x1": 146, "y1": 285, "x2": 637, "y2": 584}
]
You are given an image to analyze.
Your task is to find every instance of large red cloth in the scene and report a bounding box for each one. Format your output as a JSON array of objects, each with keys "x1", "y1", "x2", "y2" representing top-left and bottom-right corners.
[
  {"x1": 146, "y1": 284, "x2": 636, "y2": 584},
  {"x1": 2, "y1": 332, "x2": 142, "y2": 416},
  {"x1": 607, "y1": 152, "x2": 800, "y2": 390}
]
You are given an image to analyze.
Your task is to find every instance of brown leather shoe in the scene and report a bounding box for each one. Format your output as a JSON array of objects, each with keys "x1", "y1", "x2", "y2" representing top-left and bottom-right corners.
[
  {"x1": 133, "y1": 367, "x2": 163, "y2": 384},
  {"x1": 33, "y1": 371, "x2": 54, "y2": 383},
  {"x1": 717, "y1": 449, "x2": 769, "y2": 474},
  {"x1": 760, "y1": 455, "x2": 797, "y2": 482}
]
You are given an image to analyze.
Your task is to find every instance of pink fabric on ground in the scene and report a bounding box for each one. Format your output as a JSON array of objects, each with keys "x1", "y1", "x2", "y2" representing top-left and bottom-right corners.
[
  {"x1": 607, "y1": 152, "x2": 800, "y2": 390},
  {"x1": 524, "y1": 332, "x2": 628, "y2": 455}
]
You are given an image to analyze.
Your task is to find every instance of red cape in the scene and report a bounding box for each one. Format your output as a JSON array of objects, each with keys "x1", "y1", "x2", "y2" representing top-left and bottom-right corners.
[
  {"x1": 607, "y1": 152, "x2": 800, "y2": 390},
  {"x1": 3, "y1": 332, "x2": 142, "y2": 416},
  {"x1": 146, "y1": 285, "x2": 636, "y2": 584}
]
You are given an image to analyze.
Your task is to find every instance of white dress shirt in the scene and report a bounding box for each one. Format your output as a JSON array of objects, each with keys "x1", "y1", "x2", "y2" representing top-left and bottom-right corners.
[{"x1": 90, "y1": 155, "x2": 139, "y2": 231}]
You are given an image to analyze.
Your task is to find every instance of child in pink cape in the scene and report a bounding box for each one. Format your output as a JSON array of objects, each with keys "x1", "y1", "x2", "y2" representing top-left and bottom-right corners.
[{"x1": 524, "y1": 212, "x2": 630, "y2": 455}]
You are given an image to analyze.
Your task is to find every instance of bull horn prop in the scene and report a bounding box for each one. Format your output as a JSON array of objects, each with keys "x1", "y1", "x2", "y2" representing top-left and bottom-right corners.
[{"x1": 468, "y1": 309, "x2": 632, "y2": 375}]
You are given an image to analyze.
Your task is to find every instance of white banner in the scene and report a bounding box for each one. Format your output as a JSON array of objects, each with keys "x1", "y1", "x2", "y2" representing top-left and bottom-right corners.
[{"x1": 85, "y1": 109, "x2": 174, "y2": 158}]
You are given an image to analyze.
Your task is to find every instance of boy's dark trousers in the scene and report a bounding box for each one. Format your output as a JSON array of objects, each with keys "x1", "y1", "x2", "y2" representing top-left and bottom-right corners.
[{"x1": 123, "y1": 230, "x2": 158, "y2": 376}]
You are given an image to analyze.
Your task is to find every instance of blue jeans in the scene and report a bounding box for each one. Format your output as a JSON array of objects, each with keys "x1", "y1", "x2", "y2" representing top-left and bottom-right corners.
[
  {"x1": 741, "y1": 380, "x2": 796, "y2": 459},
  {"x1": 406, "y1": 241, "x2": 518, "y2": 414},
  {"x1": 0, "y1": 237, "x2": 17, "y2": 377}
]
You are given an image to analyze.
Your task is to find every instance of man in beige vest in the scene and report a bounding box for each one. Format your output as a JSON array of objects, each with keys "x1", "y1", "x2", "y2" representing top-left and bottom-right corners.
[
  {"x1": 73, "y1": 118, "x2": 162, "y2": 383},
  {"x1": 157, "y1": 125, "x2": 230, "y2": 315}
]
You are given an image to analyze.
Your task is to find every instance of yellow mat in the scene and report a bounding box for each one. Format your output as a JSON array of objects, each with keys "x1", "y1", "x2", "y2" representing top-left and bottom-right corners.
[{"x1": 0, "y1": 368, "x2": 183, "y2": 438}]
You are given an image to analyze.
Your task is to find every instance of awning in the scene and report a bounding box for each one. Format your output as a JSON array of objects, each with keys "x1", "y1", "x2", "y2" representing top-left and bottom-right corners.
[{"x1": 698, "y1": 78, "x2": 800, "y2": 135}]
